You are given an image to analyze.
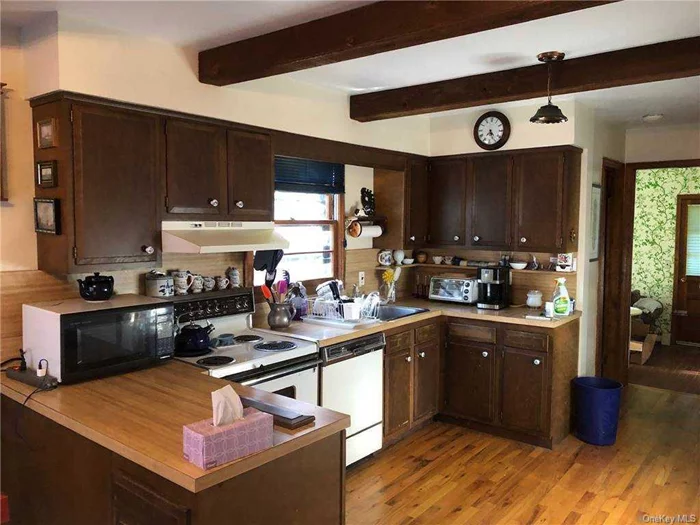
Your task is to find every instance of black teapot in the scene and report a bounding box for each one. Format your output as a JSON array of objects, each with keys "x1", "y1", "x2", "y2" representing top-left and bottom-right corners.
[
  {"x1": 175, "y1": 320, "x2": 215, "y2": 357},
  {"x1": 77, "y1": 272, "x2": 114, "y2": 301}
]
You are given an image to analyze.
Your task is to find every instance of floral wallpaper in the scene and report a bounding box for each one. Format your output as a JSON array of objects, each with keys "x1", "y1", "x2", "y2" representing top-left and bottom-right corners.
[{"x1": 632, "y1": 167, "x2": 700, "y2": 339}]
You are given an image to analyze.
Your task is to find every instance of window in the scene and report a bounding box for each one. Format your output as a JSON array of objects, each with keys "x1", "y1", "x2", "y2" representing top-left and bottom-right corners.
[{"x1": 253, "y1": 191, "x2": 343, "y2": 285}]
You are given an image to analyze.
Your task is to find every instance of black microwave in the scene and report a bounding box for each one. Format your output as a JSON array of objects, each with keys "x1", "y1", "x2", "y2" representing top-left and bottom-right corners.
[{"x1": 22, "y1": 295, "x2": 174, "y2": 384}]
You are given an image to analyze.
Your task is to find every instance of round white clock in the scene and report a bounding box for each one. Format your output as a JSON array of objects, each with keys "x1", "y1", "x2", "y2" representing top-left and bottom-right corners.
[{"x1": 474, "y1": 111, "x2": 511, "y2": 150}]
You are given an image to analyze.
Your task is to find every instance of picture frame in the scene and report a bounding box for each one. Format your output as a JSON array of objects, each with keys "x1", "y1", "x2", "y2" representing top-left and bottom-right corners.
[
  {"x1": 36, "y1": 118, "x2": 57, "y2": 149},
  {"x1": 590, "y1": 184, "x2": 602, "y2": 261},
  {"x1": 34, "y1": 198, "x2": 61, "y2": 235},
  {"x1": 36, "y1": 160, "x2": 58, "y2": 188}
]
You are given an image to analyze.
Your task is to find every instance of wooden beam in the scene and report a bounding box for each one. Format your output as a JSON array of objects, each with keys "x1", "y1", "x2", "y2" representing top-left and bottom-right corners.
[
  {"x1": 199, "y1": 1, "x2": 612, "y2": 86},
  {"x1": 350, "y1": 37, "x2": 700, "y2": 121}
]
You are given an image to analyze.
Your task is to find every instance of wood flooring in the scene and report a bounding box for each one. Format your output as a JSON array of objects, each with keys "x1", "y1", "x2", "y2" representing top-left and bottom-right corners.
[
  {"x1": 629, "y1": 344, "x2": 700, "y2": 394},
  {"x1": 346, "y1": 385, "x2": 700, "y2": 525}
]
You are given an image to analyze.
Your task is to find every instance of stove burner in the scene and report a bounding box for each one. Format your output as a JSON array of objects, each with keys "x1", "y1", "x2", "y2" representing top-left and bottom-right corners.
[
  {"x1": 175, "y1": 348, "x2": 212, "y2": 358},
  {"x1": 196, "y1": 356, "x2": 235, "y2": 366},
  {"x1": 254, "y1": 341, "x2": 298, "y2": 352},
  {"x1": 234, "y1": 335, "x2": 264, "y2": 343}
]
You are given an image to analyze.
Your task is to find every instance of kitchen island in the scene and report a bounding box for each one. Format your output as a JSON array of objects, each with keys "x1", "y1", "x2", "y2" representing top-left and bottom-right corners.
[{"x1": 0, "y1": 361, "x2": 349, "y2": 525}]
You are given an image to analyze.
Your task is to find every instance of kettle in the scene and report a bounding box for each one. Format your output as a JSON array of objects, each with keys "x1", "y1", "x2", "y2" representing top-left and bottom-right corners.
[
  {"x1": 77, "y1": 272, "x2": 115, "y2": 301},
  {"x1": 175, "y1": 317, "x2": 215, "y2": 356}
]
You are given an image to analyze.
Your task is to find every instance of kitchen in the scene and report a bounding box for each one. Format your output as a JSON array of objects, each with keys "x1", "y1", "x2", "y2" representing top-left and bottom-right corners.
[{"x1": 1, "y1": 1, "x2": 699, "y2": 524}]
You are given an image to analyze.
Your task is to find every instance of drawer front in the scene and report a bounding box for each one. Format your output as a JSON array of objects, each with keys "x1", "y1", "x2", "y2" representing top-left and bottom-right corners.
[
  {"x1": 386, "y1": 330, "x2": 412, "y2": 353},
  {"x1": 503, "y1": 329, "x2": 550, "y2": 352},
  {"x1": 415, "y1": 323, "x2": 439, "y2": 344},
  {"x1": 449, "y1": 322, "x2": 497, "y2": 344}
]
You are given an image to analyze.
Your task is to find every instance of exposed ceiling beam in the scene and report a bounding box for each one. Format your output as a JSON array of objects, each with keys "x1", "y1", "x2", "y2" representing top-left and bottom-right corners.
[
  {"x1": 199, "y1": 0, "x2": 613, "y2": 86},
  {"x1": 350, "y1": 37, "x2": 700, "y2": 122}
]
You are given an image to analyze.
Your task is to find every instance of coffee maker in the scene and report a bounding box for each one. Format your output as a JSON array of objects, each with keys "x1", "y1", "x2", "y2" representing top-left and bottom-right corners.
[{"x1": 477, "y1": 267, "x2": 510, "y2": 310}]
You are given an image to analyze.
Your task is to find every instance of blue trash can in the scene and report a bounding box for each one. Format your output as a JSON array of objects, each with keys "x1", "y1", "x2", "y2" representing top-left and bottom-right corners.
[{"x1": 572, "y1": 376, "x2": 623, "y2": 446}]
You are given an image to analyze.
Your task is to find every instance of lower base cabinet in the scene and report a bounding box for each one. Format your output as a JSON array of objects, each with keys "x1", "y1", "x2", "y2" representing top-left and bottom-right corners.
[
  {"x1": 444, "y1": 341, "x2": 495, "y2": 423},
  {"x1": 500, "y1": 346, "x2": 549, "y2": 434},
  {"x1": 383, "y1": 321, "x2": 441, "y2": 443}
]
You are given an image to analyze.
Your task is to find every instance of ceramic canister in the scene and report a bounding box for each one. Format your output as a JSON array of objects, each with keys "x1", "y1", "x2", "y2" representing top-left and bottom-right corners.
[{"x1": 145, "y1": 271, "x2": 174, "y2": 298}]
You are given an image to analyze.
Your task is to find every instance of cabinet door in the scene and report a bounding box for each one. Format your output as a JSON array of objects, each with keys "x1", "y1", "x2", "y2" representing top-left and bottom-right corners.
[
  {"x1": 513, "y1": 152, "x2": 564, "y2": 252},
  {"x1": 444, "y1": 341, "x2": 495, "y2": 422},
  {"x1": 72, "y1": 104, "x2": 159, "y2": 265},
  {"x1": 384, "y1": 348, "x2": 412, "y2": 438},
  {"x1": 405, "y1": 158, "x2": 429, "y2": 247},
  {"x1": 500, "y1": 347, "x2": 549, "y2": 434},
  {"x1": 468, "y1": 155, "x2": 512, "y2": 249},
  {"x1": 164, "y1": 119, "x2": 227, "y2": 215},
  {"x1": 413, "y1": 341, "x2": 440, "y2": 421},
  {"x1": 227, "y1": 130, "x2": 273, "y2": 221},
  {"x1": 428, "y1": 158, "x2": 466, "y2": 246}
]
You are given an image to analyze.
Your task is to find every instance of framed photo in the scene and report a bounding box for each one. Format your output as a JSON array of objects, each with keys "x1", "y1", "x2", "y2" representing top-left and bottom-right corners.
[
  {"x1": 36, "y1": 118, "x2": 57, "y2": 149},
  {"x1": 36, "y1": 160, "x2": 57, "y2": 188},
  {"x1": 590, "y1": 184, "x2": 602, "y2": 261},
  {"x1": 34, "y1": 198, "x2": 61, "y2": 235}
]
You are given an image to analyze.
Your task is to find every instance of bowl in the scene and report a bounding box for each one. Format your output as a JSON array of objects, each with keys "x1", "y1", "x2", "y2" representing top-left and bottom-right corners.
[
  {"x1": 402, "y1": 258, "x2": 415, "y2": 265},
  {"x1": 510, "y1": 262, "x2": 528, "y2": 270},
  {"x1": 432, "y1": 256, "x2": 444, "y2": 265}
]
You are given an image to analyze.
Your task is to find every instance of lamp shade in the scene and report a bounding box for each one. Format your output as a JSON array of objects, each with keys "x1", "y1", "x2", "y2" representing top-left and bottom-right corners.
[{"x1": 530, "y1": 102, "x2": 568, "y2": 124}]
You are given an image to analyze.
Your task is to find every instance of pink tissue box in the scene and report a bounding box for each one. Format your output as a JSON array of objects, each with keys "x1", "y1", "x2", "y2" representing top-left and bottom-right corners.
[{"x1": 183, "y1": 407, "x2": 274, "y2": 470}]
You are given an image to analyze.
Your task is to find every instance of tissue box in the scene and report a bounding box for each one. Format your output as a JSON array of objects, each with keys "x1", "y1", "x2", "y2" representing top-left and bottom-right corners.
[{"x1": 183, "y1": 407, "x2": 274, "y2": 470}]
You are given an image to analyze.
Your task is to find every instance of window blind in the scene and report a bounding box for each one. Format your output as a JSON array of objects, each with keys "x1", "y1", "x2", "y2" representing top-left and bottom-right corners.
[
  {"x1": 686, "y1": 204, "x2": 700, "y2": 276},
  {"x1": 275, "y1": 156, "x2": 345, "y2": 194}
]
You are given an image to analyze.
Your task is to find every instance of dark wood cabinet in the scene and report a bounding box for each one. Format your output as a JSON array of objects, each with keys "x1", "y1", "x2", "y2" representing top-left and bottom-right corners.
[
  {"x1": 413, "y1": 340, "x2": 440, "y2": 422},
  {"x1": 227, "y1": 130, "x2": 273, "y2": 221},
  {"x1": 112, "y1": 471, "x2": 191, "y2": 525},
  {"x1": 467, "y1": 155, "x2": 513, "y2": 249},
  {"x1": 384, "y1": 346, "x2": 412, "y2": 439},
  {"x1": 164, "y1": 119, "x2": 227, "y2": 216},
  {"x1": 513, "y1": 151, "x2": 565, "y2": 252},
  {"x1": 428, "y1": 158, "x2": 466, "y2": 246},
  {"x1": 444, "y1": 340, "x2": 495, "y2": 423},
  {"x1": 500, "y1": 347, "x2": 549, "y2": 434},
  {"x1": 405, "y1": 158, "x2": 429, "y2": 247}
]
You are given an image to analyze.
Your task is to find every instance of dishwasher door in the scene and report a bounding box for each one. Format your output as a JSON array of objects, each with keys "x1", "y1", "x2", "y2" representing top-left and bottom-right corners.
[{"x1": 321, "y1": 350, "x2": 383, "y2": 465}]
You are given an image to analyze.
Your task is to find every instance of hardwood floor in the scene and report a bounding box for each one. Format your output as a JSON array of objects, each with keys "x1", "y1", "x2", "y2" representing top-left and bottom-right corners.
[
  {"x1": 346, "y1": 385, "x2": 700, "y2": 525},
  {"x1": 629, "y1": 344, "x2": 700, "y2": 394}
]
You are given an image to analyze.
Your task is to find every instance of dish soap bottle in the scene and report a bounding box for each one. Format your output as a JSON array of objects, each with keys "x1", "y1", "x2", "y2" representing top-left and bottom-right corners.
[{"x1": 552, "y1": 278, "x2": 570, "y2": 317}]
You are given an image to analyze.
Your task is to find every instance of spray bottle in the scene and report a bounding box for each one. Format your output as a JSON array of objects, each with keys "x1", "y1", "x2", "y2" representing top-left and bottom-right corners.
[{"x1": 552, "y1": 277, "x2": 570, "y2": 317}]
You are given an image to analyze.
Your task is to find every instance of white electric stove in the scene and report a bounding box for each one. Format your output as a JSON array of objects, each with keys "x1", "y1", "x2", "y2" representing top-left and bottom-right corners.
[{"x1": 172, "y1": 289, "x2": 320, "y2": 405}]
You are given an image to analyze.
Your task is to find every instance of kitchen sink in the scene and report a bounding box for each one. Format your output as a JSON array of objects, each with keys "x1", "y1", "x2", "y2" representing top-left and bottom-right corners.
[{"x1": 375, "y1": 305, "x2": 429, "y2": 322}]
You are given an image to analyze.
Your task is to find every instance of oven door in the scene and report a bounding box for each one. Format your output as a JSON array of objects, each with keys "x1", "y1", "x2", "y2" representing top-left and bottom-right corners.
[{"x1": 239, "y1": 360, "x2": 319, "y2": 406}]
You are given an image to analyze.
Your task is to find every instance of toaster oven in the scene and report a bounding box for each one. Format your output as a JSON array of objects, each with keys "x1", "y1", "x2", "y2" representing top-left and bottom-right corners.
[{"x1": 428, "y1": 276, "x2": 478, "y2": 304}]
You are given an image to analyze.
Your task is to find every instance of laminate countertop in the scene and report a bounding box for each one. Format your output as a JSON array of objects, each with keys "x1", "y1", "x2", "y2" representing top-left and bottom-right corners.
[
  {"x1": 257, "y1": 299, "x2": 581, "y2": 347},
  {"x1": 0, "y1": 361, "x2": 349, "y2": 493}
]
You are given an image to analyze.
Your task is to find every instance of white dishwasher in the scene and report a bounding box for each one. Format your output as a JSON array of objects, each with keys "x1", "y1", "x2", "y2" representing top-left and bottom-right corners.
[{"x1": 320, "y1": 333, "x2": 385, "y2": 466}]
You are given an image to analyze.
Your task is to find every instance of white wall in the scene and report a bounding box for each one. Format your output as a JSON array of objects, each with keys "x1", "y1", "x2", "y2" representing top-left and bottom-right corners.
[
  {"x1": 0, "y1": 27, "x2": 38, "y2": 271},
  {"x1": 430, "y1": 100, "x2": 576, "y2": 156},
  {"x1": 625, "y1": 124, "x2": 700, "y2": 163},
  {"x1": 344, "y1": 165, "x2": 374, "y2": 250}
]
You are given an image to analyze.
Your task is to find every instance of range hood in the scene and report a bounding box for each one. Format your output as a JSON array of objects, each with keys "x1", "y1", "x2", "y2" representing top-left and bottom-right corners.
[{"x1": 162, "y1": 221, "x2": 289, "y2": 254}]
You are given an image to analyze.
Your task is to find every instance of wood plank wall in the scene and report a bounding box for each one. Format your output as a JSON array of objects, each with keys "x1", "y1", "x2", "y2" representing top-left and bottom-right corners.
[{"x1": 0, "y1": 253, "x2": 245, "y2": 362}]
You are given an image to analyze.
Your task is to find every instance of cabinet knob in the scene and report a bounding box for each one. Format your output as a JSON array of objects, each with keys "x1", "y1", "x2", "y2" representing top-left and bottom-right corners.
[
  {"x1": 142, "y1": 245, "x2": 155, "y2": 255},
  {"x1": 208, "y1": 198, "x2": 219, "y2": 208},
  {"x1": 409, "y1": 235, "x2": 416, "y2": 242},
  {"x1": 453, "y1": 235, "x2": 460, "y2": 241},
  {"x1": 235, "y1": 200, "x2": 245, "y2": 209},
  {"x1": 406, "y1": 356, "x2": 412, "y2": 363},
  {"x1": 520, "y1": 237, "x2": 527, "y2": 243},
  {"x1": 418, "y1": 351, "x2": 426, "y2": 358},
  {"x1": 533, "y1": 358, "x2": 541, "y2": 366},
  {"x1": 473, "y1": 235, "x2": 480, "y2": 242},
  {"x1": 481, "y1": 351, "x2": 488, "y2": 358}
]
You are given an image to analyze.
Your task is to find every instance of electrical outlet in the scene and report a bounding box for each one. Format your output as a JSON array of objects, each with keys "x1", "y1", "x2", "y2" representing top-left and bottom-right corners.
[{"x1": 358, "y1": 271, "x2": 365, "y2": 287}]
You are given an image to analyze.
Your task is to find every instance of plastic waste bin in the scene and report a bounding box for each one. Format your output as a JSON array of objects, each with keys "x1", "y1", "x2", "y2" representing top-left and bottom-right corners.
[{"x1": 572, "y1": 376, "x2": 623, "y2": 446}]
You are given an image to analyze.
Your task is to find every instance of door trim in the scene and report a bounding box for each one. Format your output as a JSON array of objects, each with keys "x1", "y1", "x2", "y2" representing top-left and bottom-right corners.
[{"x1": 671, "y1": 193, "x2": 700, "y2": 345}]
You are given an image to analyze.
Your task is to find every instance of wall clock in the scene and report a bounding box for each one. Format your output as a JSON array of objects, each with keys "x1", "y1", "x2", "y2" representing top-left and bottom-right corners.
[{"x1": 473, "y1": 111, "x2": 511, "y2": 150}]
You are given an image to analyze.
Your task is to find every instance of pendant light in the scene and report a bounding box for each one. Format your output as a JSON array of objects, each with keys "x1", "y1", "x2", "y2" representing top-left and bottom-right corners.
[{"x1": 530, "y1": 51, "x2": 568, "y2": 124}]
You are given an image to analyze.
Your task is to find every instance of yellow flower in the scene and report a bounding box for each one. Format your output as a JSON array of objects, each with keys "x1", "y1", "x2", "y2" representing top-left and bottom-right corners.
[{"x1": 382, "y1": 269, "x2": 394, "y2": 284}]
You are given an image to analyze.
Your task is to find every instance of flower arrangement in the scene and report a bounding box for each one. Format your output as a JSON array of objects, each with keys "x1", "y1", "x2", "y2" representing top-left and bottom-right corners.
[{"x1": 382, "y1": 269, "x2": 395, "y2": 284}]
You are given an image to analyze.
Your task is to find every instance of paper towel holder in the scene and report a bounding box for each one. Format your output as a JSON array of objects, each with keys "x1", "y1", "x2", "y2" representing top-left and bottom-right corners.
[{"x1": 346, "y1": 216, "x2": 386, "y2": 239}]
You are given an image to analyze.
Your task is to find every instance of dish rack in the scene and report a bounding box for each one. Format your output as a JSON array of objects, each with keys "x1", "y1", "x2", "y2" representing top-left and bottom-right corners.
[{"x1": 301, "y1": 292, "x2": 381, "y2": 327}]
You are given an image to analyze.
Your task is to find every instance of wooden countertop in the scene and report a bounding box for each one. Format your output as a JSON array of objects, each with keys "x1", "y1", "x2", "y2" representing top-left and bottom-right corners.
[
  {"x1": 0, "y1": 361, "x2": 349, "y2": 493},
  {"x1": 259, "y1": 300, "x2": 581, "y2": 347}
]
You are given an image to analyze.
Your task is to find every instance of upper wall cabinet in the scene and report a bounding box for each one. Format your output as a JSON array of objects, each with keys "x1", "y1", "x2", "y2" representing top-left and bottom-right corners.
[
  {"x1": 405, "y1": 158, "x2": 429, "y2": 248},
  {"x1": 467, "y1": 155, "x2": 513, "y2": 250},
  {"x1": 427, "y1": 158, "x2": 467, "y2": 246},
  {"x1": 227, "y1": 130, "x2": 273, "y2": 221},
  {"x1": 164, "y1": 119, "x2": 227, "y2": 217}
]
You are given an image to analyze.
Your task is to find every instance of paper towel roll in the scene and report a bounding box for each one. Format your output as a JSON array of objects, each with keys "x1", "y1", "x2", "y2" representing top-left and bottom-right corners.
[{"x1": 357, "y1": 225, "x2": 383, "y2": 238}]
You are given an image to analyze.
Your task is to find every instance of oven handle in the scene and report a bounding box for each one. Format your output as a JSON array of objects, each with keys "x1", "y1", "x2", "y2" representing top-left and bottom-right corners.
[{"x1": 239, "y1": 359, "x2": 321, "y2": 387}]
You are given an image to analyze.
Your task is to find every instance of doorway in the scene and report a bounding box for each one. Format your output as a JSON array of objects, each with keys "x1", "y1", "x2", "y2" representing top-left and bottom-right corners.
[{"x1": 671, "y1": 194, "x2": 700, "y2": 346}]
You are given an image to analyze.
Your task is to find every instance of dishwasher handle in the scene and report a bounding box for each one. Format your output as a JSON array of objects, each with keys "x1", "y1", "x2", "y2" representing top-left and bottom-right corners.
[{"x1": 236, "y1": 360, "x2": 321, "y2": 387}]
